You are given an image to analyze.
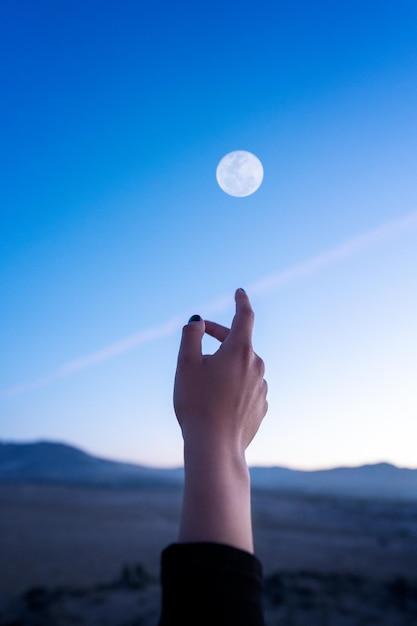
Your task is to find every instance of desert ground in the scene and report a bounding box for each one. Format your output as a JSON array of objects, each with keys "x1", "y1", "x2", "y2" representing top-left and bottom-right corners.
[{"x1": 1, "y1": 483, "x2": 416, "y2": 625}]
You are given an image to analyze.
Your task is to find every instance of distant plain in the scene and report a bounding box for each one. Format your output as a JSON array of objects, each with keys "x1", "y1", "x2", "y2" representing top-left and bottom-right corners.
[
  {"x1": 1, "y1": 482, "x2": 416, "y2": 594},
  {"x1": 1, "y1": 443, "x2": 416, "y2": 625}
]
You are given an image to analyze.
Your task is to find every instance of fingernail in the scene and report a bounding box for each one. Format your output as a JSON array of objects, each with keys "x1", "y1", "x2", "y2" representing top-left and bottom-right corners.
[
  {"x1": 238, "y1": 288, "x2": 246, "y2": 293},
  {"x1": 188, "y1": 314, "x2": 202, "y2": 323}
]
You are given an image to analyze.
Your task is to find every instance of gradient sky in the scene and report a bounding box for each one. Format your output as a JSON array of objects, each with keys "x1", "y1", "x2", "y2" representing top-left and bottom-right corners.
[{"x1": 1, "y1": 1, "x2": 417, "y2": 469}]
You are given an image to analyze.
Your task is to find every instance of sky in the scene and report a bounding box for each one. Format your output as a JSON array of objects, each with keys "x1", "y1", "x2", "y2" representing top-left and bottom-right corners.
[{"x1": 1, "y1": 0, "x2": 416, "y2": 470}]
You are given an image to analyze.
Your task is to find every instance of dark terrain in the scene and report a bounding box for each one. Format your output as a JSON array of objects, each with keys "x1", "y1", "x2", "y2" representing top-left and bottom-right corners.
[{"x1": 1, "y1": 441, "x2": 416, "y2": 625}]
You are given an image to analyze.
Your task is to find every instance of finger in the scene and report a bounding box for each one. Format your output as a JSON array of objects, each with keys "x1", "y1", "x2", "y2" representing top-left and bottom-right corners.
[
  {"x1": 227, "y1": 288, "x2": 254, "y2": 346},
  {"x1": 204, "y1": 320, "x2": 230, "y2": 343},
  {"x1": 177, "y1": 315, "x2": 205, "y2": 367}
]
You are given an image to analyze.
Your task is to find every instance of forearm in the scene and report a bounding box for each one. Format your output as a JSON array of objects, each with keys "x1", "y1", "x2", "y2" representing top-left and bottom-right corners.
[{"x1": 178, "y1": 437, "x2": 254, "y2": 553}]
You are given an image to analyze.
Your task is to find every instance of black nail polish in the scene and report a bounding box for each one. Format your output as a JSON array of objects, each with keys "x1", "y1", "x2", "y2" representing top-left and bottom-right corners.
[{"x1": 188, "y1": 314, "x2": 201, "y2": 323}]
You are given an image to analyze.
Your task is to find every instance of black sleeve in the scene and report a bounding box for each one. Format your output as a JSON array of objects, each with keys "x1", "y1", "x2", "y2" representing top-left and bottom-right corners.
[{"x1": 158, "y1": 542, "x2": 265, "y2": 626}]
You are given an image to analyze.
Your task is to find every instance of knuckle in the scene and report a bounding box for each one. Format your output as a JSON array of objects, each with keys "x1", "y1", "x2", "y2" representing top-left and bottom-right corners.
[
  {"x1": 230, "y1": 338, "x2": 252, "y2": 357},
  {"x1": 255, "y1": 355, "x2": 265, "y2": 375},
  {"x1": 240, "y1": 342, "x2": 254, "y2": 360}
]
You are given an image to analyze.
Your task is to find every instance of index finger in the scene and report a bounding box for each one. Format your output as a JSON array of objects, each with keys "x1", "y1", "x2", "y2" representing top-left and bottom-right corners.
[
  {"x1": 205, "y1": 320, "x2": 230, "y2": 343},
  {"x1": 226, "y1": 288, "x2": 254, "y2": 347}
]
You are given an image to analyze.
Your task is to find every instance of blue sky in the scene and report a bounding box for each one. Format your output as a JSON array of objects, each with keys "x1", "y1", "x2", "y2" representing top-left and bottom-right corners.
[{"x1": 1, "y1": 1, "x2": 416, "y2": 469}]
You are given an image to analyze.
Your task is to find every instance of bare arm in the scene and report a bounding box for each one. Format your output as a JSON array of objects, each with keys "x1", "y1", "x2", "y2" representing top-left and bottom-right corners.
[{"x1": 173, "y1": 289, "x2": 268, "y2": 553}]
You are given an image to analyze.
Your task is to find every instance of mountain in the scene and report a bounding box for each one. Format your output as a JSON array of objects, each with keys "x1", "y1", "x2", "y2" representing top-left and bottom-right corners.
[
  {"x1": 250, "y1": 462, "x2": 417, "y2": 500},
  {"x1": 0, "y1": 440, "x2": 183, "y2": 487},
  {"x1": 1, "y1": 440, "x2": 416, "y2": 500}
]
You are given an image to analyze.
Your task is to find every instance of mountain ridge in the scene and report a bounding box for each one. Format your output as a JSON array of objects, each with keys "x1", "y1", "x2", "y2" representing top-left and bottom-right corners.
[
  {"x1": 0, "y1": 440, "x2": 184, "y2": 487},
  {"x1": 1, "y1": 440, "x2": 416, "y2": 500}
]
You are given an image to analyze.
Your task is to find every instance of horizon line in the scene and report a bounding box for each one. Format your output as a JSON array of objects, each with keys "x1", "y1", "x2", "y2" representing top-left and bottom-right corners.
[{"x1": 2, "y1": 437, "x2": 416, "y2": 472}]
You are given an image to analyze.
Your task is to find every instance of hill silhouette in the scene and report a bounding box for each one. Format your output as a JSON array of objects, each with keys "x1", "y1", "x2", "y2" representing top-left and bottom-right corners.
[
  {"x1": 0, "y1": 440, "x2": 183, "y2": 487},
  {"x1": 1, "y1": 440, "x2": 416, "y2": 499}
]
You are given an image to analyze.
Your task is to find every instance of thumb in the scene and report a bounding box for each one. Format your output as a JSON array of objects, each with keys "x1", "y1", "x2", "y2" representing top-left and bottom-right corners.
[{"x1": 177, "y1": 315, "x2": 205, "y2": 367}]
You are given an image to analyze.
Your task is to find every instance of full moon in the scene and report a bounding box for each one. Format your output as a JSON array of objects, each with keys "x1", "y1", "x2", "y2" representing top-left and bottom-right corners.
[{"x1": 216, "y1": 150, "x2": 264, "y2": 197}]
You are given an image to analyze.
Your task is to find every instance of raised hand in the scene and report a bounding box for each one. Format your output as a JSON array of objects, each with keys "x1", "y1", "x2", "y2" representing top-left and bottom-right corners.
[{"x1": 174, "y1": 289, "x2": 268, "y2": 552}]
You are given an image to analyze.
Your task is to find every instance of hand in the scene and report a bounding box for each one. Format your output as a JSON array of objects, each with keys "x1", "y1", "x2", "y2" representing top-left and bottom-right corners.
[
  {"x1": 174, "y1": 289, "x2": 268, "y2": 551},
  {"x1": 174, "y1": 288, "x2": 268, "y2": 455}
]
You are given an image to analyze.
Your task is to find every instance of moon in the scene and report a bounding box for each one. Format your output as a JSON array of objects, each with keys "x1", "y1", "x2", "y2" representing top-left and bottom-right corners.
[{"x1": 216, "y1": 150, "x2": 264, "y2": 197}]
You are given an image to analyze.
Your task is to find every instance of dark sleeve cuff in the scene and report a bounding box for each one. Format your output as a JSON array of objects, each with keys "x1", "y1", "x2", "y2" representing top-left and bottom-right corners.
[{"x1": 158, "y1": 542, "x2": 265, "y2": 626}]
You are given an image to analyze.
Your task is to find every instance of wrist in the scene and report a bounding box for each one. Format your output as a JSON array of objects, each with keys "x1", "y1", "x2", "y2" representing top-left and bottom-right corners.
[
  {"x1": 179, "y1": 436, "x2": 253, "y2": 552},
  {"x1": 183, "y1": 433, "x2": 248, "y2": 477}
]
